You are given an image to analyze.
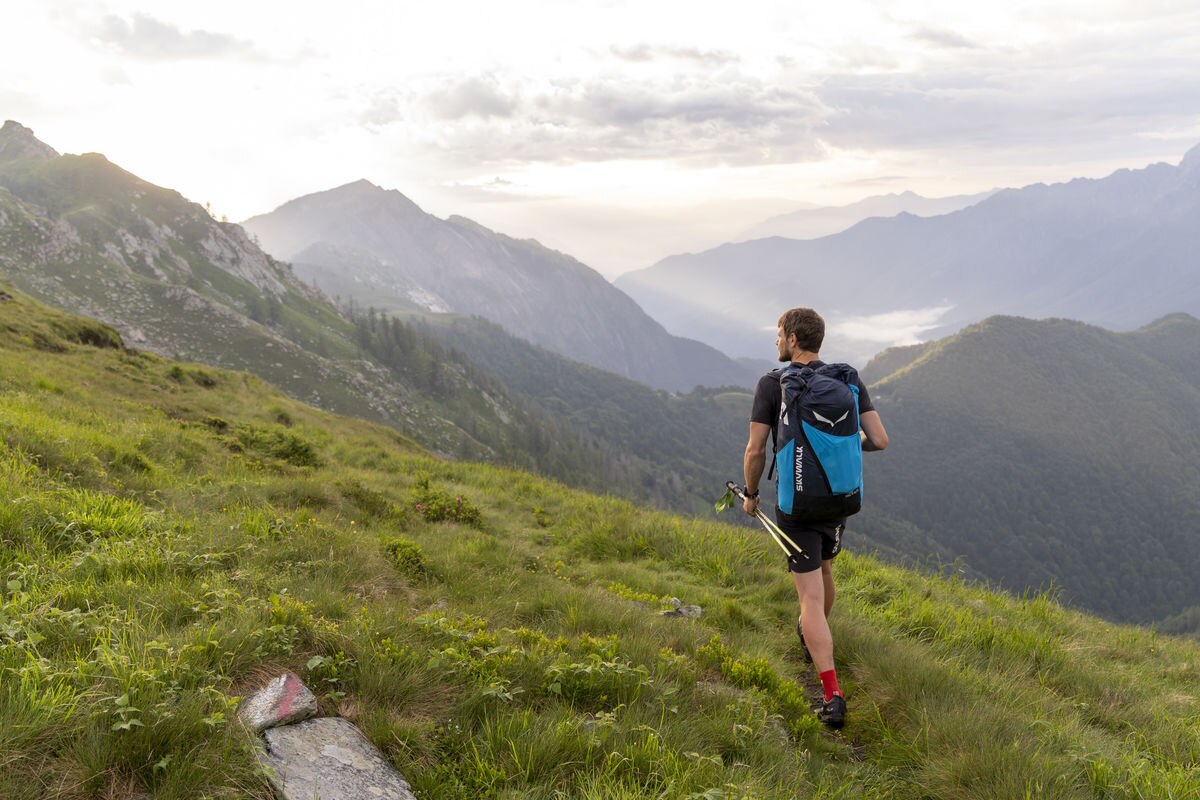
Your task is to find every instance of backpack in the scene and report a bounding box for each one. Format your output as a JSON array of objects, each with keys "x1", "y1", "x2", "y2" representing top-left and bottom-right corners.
[{"x1": 769, "y1": 363, "x2": 864, "y2": 521}]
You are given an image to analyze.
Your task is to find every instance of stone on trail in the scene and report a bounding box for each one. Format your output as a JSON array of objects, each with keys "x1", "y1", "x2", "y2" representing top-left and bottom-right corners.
[
  {"x1": 659, "y1": 604, "x2": 702, "y2": 619},
  {"x1": 261, "y1": 717, "x2": 418, "y2": 800},
  {"x1": 238, "y1": 672, "x2": 318, "y2": 733}
]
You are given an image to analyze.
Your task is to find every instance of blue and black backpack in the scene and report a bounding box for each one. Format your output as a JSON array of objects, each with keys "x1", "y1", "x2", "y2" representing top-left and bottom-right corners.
[{"x1": 769, "y1": 363, "x2": 864, "y2": 521}]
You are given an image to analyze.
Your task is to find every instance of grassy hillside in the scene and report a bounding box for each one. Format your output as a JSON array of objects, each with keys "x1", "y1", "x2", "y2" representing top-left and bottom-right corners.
[{"x1": 2, "y1": 291, "x2": 1199, "y2": 799}]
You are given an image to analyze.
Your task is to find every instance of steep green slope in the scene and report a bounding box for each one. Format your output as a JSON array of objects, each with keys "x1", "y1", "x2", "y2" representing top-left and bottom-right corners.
[
  {"x1": 2, "y1": 289, "x2": 1199, "y2": 799},
  {"x1": 859, "y1": 315, "x2": 1200, "y2": 622}
]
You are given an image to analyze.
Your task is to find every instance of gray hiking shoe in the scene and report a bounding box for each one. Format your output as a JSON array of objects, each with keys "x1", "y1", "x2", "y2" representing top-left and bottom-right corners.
[
  {"x1": 817, "y1": 694, "x2": 846, "y2": 729},
  {"x1": 795, "y1": 618, "x2": 811, "y2": 663}
]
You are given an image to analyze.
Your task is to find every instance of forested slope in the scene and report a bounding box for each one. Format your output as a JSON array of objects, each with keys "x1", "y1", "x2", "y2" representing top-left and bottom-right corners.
[{"x1": 859, "y1": 314, "x2": 1200, "y2": 622}]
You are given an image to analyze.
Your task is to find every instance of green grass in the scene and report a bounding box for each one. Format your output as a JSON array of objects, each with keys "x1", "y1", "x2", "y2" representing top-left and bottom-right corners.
[{"x1": 0, "y1": 289, "x2": 1198, "y2": 798}]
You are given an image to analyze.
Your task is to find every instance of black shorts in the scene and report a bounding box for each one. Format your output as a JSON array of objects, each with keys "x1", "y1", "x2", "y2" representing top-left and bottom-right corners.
[{"x1": 774, "y1": 511, "x2": 844, "y2": 573}]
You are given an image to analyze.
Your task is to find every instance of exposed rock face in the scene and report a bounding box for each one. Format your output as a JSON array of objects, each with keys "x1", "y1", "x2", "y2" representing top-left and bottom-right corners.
[
  {"x1": 261, "y1": 717, "x2": 418, "y2": 800},
  {"x1": 238, "y1": 672, "x2": 318, "y2": 733},
  {"x1": 0, "y1": 121, "x2": 60, "y2": 163}
]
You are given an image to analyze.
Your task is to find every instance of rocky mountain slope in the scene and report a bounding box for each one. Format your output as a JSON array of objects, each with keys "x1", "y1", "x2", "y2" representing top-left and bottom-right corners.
[
  {"x1": 0, "y1": 121, "x2": 641, "y2": 487},
  {"x1": 242, "y1": 180, "x2": 762, "y2": 392},
  {"x1": 0, "y1": 121, "x2": 763, "y2": 512}
]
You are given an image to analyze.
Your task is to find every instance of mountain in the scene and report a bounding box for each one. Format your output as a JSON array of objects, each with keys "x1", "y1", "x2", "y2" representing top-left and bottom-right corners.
[
  {"x1": 616, "y1": 145, "x2": 1200, "y2": 361},
  {"x1": 242, "y1": 181, "x2": 761, "y2": 392},
  {"x1": 4, "y1": 289, "x2": 1199, "y2": 799},
  {"x1": 856, "y1": 314, "x2": 1200, "y2": 623},
  {"x1": 0, "y1": 121, "x2": 686, "y2": 497},
  {"x1": 739, "y1": 188, "x2": 997, "y2": 241}
]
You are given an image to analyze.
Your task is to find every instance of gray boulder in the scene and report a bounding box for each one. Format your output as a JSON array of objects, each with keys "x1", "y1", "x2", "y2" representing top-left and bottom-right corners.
[{"x1": 261, "y1": 717, "x2": 417, "y2": 800}]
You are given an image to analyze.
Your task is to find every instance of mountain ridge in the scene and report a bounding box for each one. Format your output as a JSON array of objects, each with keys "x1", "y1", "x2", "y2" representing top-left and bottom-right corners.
[
  {"x1": 738, "y1": 187, "x2": 998, "y2": 242},
  {"x1": 617, "y1": 143, "x2": 1200, "y2": 362},
  {"x1": 243, "y1": 180, "x2": 762, "y2": 392}
]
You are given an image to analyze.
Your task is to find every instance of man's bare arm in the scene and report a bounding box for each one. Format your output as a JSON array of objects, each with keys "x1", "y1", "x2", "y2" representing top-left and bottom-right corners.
[
  {"x1": 743, "y1": 421, "x2": 771, "y2": 515},
  {"x1": 860, "y1": 410, "x2": 889, "y2": 452}
]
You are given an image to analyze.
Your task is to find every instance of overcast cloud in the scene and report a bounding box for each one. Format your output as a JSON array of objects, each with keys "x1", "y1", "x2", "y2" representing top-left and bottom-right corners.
[{"x1": 88, "y1": 12, "x2": 262, "y2": 60}]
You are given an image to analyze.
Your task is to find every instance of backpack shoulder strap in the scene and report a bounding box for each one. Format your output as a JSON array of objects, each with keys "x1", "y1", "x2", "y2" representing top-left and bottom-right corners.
[
  {"x1": 814, "y1": 362, "x2": 859, "y2": 386},
  {"x1": 765, "y1": 369, "x2": 783, "y2": 481}
]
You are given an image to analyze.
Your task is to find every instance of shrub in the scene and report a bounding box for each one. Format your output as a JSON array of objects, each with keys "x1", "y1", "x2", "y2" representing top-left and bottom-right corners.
[
  {"x1": 410, "y1": 477, "x2": 482, "y2": 528},
  {"x1": 384, "y1": 536, "x2": 426, "y2": 579}
]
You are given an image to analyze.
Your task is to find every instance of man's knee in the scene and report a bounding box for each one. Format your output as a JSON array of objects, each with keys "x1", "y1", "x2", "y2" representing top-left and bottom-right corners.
[{"x1": 793, "y1": 568, "x2": 825, "y2": 604}]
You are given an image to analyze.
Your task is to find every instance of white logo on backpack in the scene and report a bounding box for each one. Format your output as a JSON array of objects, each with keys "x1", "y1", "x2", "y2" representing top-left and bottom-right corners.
[{"x1": 813, "y1": 409, "x2": 849, "y2": 427}]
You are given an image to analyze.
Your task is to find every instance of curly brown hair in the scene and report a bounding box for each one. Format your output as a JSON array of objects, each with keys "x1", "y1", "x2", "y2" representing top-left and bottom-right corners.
[{"x1": 778, "y1": 307, "x2": 825, "y2": 353}]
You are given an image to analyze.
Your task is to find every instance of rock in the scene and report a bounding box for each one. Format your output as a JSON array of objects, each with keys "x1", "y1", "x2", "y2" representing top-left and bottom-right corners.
[
  {"x1": 238, "y1": 673, "x2": 318, "y2": 733},
  {"x1": 261, "y1": 717, "x2": 418, "y2": 800},
  {"x1": 659, "y1": 604, "x2": 702, "y2": 619},
  {"x1": 667, "y1": 597, "x2": 682, "y2": 610}
]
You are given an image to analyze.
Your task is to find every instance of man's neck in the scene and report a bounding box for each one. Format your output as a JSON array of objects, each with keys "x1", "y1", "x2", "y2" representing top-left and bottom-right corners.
[{"x1": 789, "y1": 349, "x2": 820, "y2": 363}]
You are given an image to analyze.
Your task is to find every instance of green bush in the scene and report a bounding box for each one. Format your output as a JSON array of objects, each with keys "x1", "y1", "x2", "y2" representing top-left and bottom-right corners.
[
  {"x1": 410, "y1": 477, "x2": 482, "y2": 527},
  {"x1": 385, "y1": 536, "x2": 426, "y2": 579}
]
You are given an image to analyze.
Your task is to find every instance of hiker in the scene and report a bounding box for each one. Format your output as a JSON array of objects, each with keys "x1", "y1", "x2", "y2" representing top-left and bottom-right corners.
[{"x1": 742, "y1": 307, "x2": 888, "y2": 729}]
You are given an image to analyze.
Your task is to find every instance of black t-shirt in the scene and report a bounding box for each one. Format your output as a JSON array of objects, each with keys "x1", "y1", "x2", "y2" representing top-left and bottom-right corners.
[{"x1": 749, "y1": 360, "x2": 875, "y2": 427}]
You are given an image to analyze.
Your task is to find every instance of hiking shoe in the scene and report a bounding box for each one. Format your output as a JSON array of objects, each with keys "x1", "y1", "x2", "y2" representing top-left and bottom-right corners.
[
  {"x1": 795, "y1": 619, "x2": 811, "y2": 663},
  {"x1": 817, "y1": 694, "x2": 846, "y2": 729}
]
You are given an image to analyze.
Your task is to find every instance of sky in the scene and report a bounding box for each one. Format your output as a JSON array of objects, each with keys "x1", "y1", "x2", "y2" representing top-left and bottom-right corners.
[{"x1": 4, "y1": 0, "x2": 1200, "y2": 277}]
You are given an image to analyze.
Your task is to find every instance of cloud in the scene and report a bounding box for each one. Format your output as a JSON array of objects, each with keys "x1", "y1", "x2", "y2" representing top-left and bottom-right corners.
[
  {"x1": 90, "y1": 12, "x2": 260, "y2": 60},
  {"x1": 816, "y1": 52, "x2": 1200, "y2": 160},
  {"x1": 831, "y1": 306, "x2": 954, "y2": 346},
  {"x1": 418, "y1": 74, "x2": 829, "y2": 166},
  {"x1": 359, "y1": 92, "x2": 405, "y2": 127},
  {"x1": 910, "y1": 26, "x2": 981, "y2": 50},
  {"x1": 426, "y1": 77, "x2": 517, "y2": 120},
  {"x1": 610, "y1": 44, "x2": 740, "y2": 66}
]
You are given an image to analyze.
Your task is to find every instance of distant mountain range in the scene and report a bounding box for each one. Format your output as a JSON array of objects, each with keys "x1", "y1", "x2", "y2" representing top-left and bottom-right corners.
[
  {"x1": 738, "y1": 189, "x2": 997, "y2": 241},
  {"x1": 616, "y1": 145, "x2": 1200, "y2": 362},
  {"x1": 242, "y1": 182, "x2": 762, "y2": 392}
]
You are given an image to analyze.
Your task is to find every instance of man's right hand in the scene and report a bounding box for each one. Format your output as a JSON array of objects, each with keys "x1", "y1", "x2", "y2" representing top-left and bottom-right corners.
[{"x1": 742, "y1": 495, "x2": 759, "y2": 517}]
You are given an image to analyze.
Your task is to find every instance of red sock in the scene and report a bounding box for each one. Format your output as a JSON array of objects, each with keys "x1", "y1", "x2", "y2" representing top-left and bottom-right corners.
[{"x1": 819, "y1": 669, "x2": 842, "y2": 703}]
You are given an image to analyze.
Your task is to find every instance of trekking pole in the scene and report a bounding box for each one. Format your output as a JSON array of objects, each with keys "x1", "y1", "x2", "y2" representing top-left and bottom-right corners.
[{"x1": 721, "y1": 481, "x2": 807, "y2": 559}]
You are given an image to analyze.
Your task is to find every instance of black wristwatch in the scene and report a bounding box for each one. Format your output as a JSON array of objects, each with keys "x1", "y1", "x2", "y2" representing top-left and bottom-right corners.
[{"x1": 743, "y1": 486, "x2": 760, "y2": 499}]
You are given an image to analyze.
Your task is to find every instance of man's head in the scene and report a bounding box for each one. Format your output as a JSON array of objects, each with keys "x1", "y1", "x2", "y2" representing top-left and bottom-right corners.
[{"x1": 777, "y1": 307, "x2": 824, "y2": 361}]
